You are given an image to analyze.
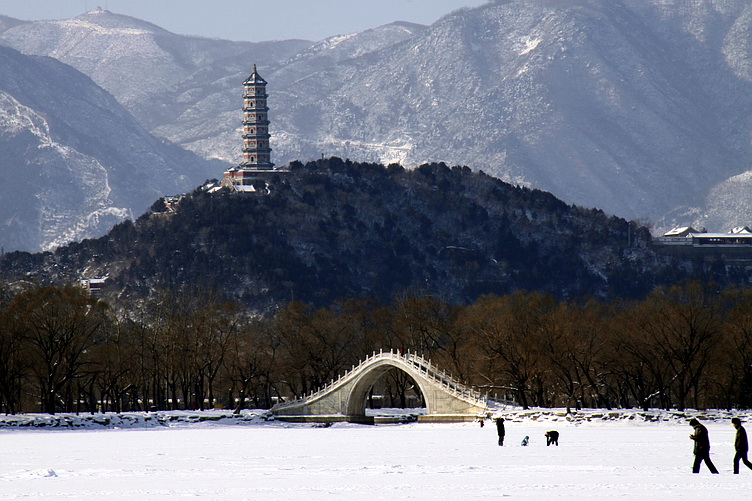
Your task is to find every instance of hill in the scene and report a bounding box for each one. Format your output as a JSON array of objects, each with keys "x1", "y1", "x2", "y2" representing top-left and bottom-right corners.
[
  {"x1": 0, "y1": 45, "x2": 216, "y2": 252},
  {"x1": 0, "y1": 159, "x2": 734, "y2": 311}
]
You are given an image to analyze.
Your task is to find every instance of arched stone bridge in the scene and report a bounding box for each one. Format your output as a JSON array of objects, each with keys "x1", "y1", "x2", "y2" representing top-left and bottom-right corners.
[{"x1": 271, "y1": 350, "x2": 488, "y2": 423}]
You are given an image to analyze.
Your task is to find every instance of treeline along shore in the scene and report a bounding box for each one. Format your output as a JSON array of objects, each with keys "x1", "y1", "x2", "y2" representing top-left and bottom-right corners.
[{"x1": 0, "y1": 281, "x2": 749, "y2": 415}]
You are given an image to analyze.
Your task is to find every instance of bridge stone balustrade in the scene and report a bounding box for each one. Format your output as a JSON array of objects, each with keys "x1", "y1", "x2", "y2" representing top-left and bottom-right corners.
[{"x1": 271, "y1": 350, "x2": 488, "y2": 423}]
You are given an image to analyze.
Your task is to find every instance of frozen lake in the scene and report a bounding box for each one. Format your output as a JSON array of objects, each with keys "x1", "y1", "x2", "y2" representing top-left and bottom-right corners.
[{"x1": 1, "y1": 418, "x2": 751, "y2": 500}]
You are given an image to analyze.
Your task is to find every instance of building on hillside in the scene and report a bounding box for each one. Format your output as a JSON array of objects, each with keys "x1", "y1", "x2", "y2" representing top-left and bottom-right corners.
[
  {"x1": 653, "y1": 226, "x2": 752, "y2": 263},
  {"x1": 80, "y1": 277, "x2": 107, "y2": 296},
  {"x1": 661, "y1": 226, "x2": 702, "y2": 238},
  {"x1": 222, "y1": 65, "x2": 287, "y2": 191},
  {"x1": 150, "y1": 194, "x2": 186, "y2": 216}
]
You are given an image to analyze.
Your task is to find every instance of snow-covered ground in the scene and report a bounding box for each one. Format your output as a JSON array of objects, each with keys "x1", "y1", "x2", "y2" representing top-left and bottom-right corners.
[{"x1": 1, "y1": 409, "x2": 751, "y2": 500}]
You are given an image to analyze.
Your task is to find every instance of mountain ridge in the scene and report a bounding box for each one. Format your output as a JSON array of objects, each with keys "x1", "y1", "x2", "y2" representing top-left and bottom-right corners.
[{"x1": 0, "y1": 44, "x2": 215, "y2": 251}]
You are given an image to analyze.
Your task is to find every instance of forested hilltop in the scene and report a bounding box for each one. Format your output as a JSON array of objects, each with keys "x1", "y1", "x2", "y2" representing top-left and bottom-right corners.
[{"x1": 0, "y1": 158, "x2": 745, "y2": 310}]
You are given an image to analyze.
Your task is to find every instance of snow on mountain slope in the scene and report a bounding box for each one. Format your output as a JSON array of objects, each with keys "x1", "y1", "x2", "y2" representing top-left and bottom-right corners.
[
  {"x1": 0, "y1": 10, "x2": 311, "y2": 109},
  {"x1": 0, "y1": 45, "x2": 214, "y2": 252},
  {"x1": 138, "y1": 0, "x2": 752, "y2": 230},
  {"x1": 148, "y1": 21, "x2": 427, "y2": 165},
  {"x1": 0, "y1": 11, "x2": 184, "y2": 105},
  {"x1": 0, "y1": 91, "x2": 129, "y2": 251},
  {"x1": 268, "y1": 0, "x2": 752, "y2": 228},
  {"x1": 6, "y1": 1, "x2": 752, "y2": 235}
]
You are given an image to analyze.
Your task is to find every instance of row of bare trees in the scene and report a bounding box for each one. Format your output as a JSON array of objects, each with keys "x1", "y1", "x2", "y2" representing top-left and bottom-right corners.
[{"x1": 0, "y1": 282, "x2": 750, "y2": 414}]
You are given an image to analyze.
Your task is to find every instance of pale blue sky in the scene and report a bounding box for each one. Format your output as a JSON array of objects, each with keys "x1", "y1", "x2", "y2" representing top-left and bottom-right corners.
[{"x1": 0, "y1": 0, "x2": 490, "y2": 42}]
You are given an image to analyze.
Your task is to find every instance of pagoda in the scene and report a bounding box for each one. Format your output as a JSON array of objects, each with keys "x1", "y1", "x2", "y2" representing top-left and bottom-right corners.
[{"x1": 222, "y1": 65, "x2": 284, "y2": 190}]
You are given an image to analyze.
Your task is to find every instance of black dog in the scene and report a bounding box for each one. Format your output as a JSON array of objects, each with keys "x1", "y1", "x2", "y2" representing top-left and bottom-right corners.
[{"x1": 545, "y1": 430, "x2": 559, "y2": 446}]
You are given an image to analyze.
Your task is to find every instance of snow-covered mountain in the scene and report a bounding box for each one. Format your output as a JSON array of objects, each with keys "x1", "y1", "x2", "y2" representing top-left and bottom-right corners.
[
  {"x1": 0, "y1": 10, "x2": 310, "y2": 110},
  {"x1": 0, "y1": 45, "x2": 214, "y2": 252},
  {"x1": 5, "y1": 1, "x2": 752, "y2": 234},
  {"x1": 262, "y1": 0, "x2": 752, "y2": 230}
]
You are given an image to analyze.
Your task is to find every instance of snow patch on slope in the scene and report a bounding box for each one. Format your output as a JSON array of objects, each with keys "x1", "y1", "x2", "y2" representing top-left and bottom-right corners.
[
  {"x1": 0, "y1": 92, "x2": 52, "y2": 142},
  {"x1": 50, "y1": 18, "x2": 151, "y2": 37},
  {"x1": 518, "y1": 36, "x2": 541, "y2": 55},
  {"x1": 0, "y1": 91, "x2": 131, "y2": 250}
]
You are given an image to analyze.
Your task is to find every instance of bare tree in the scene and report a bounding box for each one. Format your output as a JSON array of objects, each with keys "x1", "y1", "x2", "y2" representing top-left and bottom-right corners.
[
  {"x1": 0, "y1": 305, "x2": 30, "y2": 414},
  {"x1": 634, "y1": 283, "x2": 722, "y2": 411},
  {"x1": 5, "y1": 287, "x2": 108, "y2": 414},
  {"x1": 718, "y1": 289, "x2": 752, "y2": 408},
  {"x1": 540, "y1": 301, "x2": 616, "y2": 411},
  {"x1": 464, "y1": 292, "x2": 554, "y2": 409},
  {"x1": 274, "y1": 302, "x2": 359, "y2": 397}
]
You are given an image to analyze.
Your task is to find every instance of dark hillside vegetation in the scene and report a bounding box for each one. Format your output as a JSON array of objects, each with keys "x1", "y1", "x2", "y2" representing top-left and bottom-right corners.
[{"x1": 0, "y1": 158, "x2": 745, "y2": 310}]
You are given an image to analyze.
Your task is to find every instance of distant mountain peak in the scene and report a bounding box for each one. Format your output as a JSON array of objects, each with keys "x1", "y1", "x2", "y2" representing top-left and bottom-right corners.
[{"x1": 71, "y1": 9, "x2": 170, "y2": 35}]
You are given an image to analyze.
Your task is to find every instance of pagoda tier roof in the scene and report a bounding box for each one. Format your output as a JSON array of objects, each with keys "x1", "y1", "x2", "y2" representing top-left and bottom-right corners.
[{"x1": 244, "y1": 64, "x2": 267, "y2": 85}]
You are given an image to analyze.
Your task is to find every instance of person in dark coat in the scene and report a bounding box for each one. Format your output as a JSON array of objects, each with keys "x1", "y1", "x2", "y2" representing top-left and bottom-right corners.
[
  {"x1": 545, "y1": 430, "x2": 559, "y2": 446},
  {"x1": 689, "y1": 418, "x2": 719, "y2": 474},
  {"x1": 732, "y1": 417, "x2": 752, "y2": 474},
  {"x1": 495, "y1": 417, "x2": 505, "y2": 446}
]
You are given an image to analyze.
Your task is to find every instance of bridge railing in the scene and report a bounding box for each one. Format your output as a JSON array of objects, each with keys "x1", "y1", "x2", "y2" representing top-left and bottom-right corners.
[
  {"x1": 401, "y1": 351, "x2": 486, "y2": 407},
  {"x1": 272, "y1": 351, "x2": 377, "y2": 410},
  {"x1": 272, "y1": 349, "x2": 487, "y2": 411}
]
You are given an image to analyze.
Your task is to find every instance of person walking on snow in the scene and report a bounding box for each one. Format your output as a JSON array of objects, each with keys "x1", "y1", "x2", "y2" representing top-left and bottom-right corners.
[
  {"x1": 732, "y1": 417, "x2": 752, "y2": 474},
  {"x1": 689, "y1": 418, "x2": 719, "y2": 474},
  {"x1": 495, "y1": 417, "x2": 505, "y2": 446}
]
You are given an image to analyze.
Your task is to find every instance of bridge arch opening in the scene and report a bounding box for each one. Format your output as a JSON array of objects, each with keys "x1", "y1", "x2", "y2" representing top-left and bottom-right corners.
[
  {"x1": 346, "y1": 362, "x2": 429, "y2": 419},
  {"x1": 365, "y1": 367, "x2": 425, "y2": 410}
]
